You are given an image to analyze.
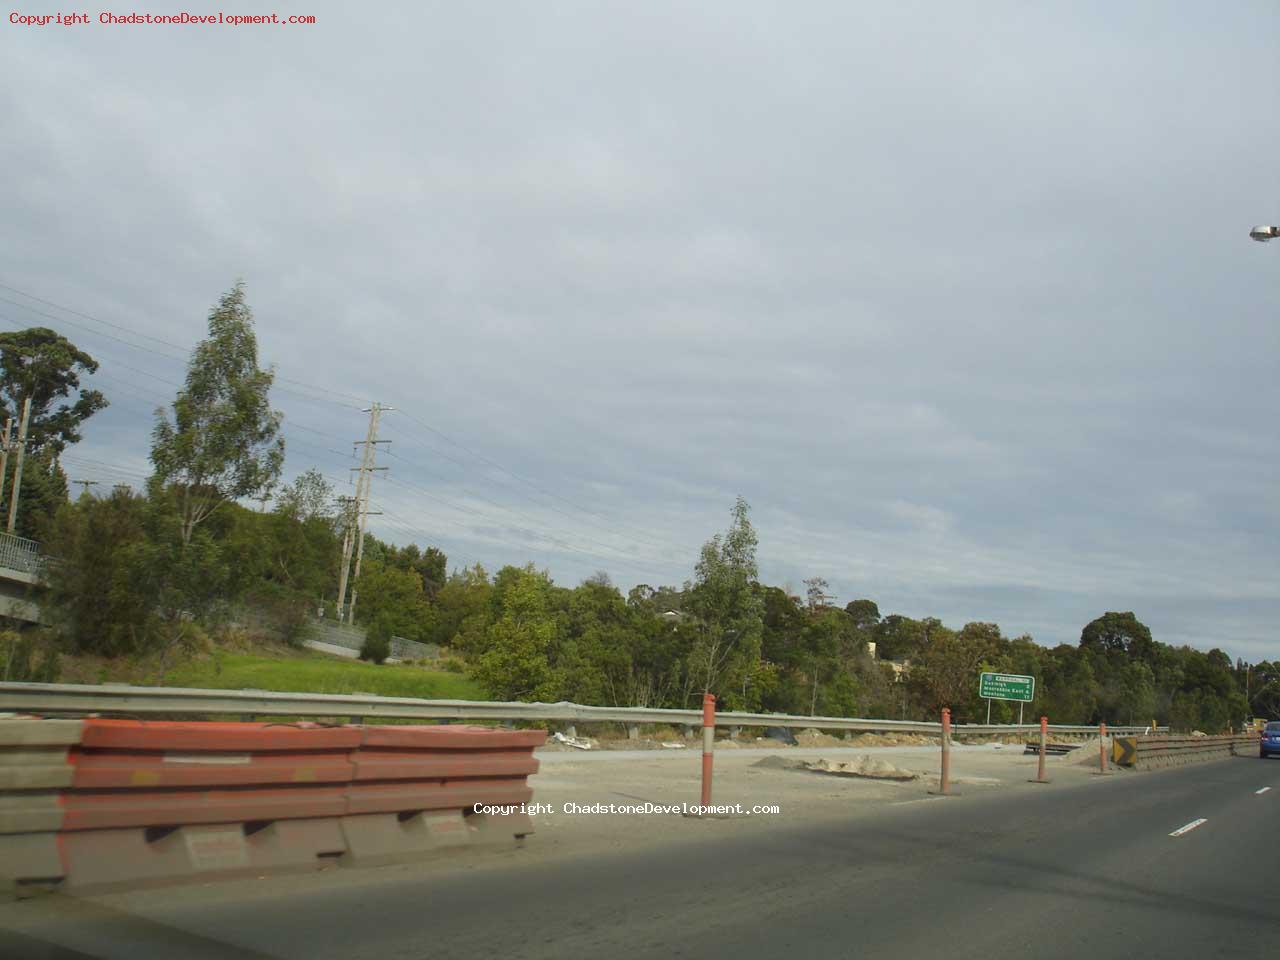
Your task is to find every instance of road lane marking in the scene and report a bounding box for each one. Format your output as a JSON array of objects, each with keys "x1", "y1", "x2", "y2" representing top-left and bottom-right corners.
[
  {"x1": 1169, "y1": 818, "x2": 1207, "y2": 837},
  {"x1": 1256, "y1": 787, "x2": 1271, "y2": 795}
]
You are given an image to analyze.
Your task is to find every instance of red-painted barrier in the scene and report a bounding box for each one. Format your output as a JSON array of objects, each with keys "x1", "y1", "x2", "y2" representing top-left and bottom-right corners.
[
  {"x1": 1, "y1": 718, "x2": 546, "y2": 897},
  {"x1": 79, "y1": 719, "x2": 363, "y2": 752}
]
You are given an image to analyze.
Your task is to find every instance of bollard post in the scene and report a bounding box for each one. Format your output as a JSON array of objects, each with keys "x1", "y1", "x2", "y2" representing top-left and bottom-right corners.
[
  {"x1": 1097, "y1": 721, "x2": 1109, "y2": 774},
  {"x1": 1030, "y1": 715, "x2": 1050, "y2": 783},
  {"x1": 701, "y1": 693, "x2": 716, "y2": 807},
  {"x1": 939, "y1": 707, "x2": 952, "y2": 795}
]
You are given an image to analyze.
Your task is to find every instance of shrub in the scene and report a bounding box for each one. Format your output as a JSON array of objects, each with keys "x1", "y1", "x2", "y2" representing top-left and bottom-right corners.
[
  {"x1": 359, "y1": 620, "x2": 392, "y2": 665},
  {"x1": 0, "y1": 630, "x2": 61, "y2": 683},
  {"x1": 439, "y1": 655, "x2": 467, "y2": 674}
]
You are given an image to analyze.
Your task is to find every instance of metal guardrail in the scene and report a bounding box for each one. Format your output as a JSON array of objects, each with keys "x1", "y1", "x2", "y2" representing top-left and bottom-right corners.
[{"x1": 0, "y1": 682, "x2": 1165, "y2": 735}]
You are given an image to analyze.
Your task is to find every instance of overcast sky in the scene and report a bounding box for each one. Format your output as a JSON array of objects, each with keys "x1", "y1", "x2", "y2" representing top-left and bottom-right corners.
[{"x1": 3, "y1": 2, "x2": 1279, "y2": 660}]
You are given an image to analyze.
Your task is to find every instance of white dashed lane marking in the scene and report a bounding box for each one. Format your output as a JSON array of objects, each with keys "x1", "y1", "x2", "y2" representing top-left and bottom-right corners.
[
  {"x1": 1169, "y1": 818, "x2": 1208, "y2": 837},
  {"x1": 1256, "y1": 787, "x2": 1271, "y2": 795}
]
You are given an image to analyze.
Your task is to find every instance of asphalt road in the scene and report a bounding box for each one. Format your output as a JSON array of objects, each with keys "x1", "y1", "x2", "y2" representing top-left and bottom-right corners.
[{"x1": 2, "y1": 755, "x2": 1276, "y2": 960}]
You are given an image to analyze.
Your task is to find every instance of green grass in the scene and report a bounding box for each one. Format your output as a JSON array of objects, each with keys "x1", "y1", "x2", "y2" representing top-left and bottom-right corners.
[{"x1": 159, "y1": 652, "x2": 486, "y2": 701}]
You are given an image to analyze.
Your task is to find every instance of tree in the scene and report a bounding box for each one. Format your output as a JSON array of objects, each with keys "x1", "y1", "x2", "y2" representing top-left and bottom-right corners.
[
  {"x1": 352, "y1": 559, "x2": 433, "y2": 642},
  {"x1": 844, "y1": 599, "x2": 881, "y2": 631},
  {"x1": 910, "y1": 623, "x2": 999, "y2": 718},
  {"x1": 804, "y1": 576, "x2": 833, "y2": 612},
  {"x1": 41, "y1": 487, "x2": 159, "y2": 656},
  {"x1": 684, "y1": 497, "x2": 764, "y2": 707},
  {"x1": 1080, "y1": 612, "x2": 1154, "y2": 661},
  {"x1": 274, "y1": 468, "x2": 335, "y2": 522},
  {"x1": 0, "y1": 327, "x2": 107, "y2": 457},
  {"x1": 12, "y1": 451, "x2": 69, "y2": 540},
  {"x1": 473, "y1": 566, "x2": 558, "y2": 701},
  {"x1": 150, "y1": 284, "x2": 284, "y2": 545}
]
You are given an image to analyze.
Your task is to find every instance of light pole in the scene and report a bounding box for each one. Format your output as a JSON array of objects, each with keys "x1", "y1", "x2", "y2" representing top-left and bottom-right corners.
[{"x1": 1250, "y1": 225, "x2": 1280, "y2": 242}]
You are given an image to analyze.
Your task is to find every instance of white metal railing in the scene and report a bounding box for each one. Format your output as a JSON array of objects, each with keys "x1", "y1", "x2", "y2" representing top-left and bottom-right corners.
[
  {"x1": 0, "y1": 681, "x2": 1165, "y2": 735},
  {"x1": 0, "y1": 532, "x2": 42, "y2": 576}
]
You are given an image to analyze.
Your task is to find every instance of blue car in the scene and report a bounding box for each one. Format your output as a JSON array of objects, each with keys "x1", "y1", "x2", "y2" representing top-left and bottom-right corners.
[{"x1": 1262, "y1": 721, "x2": 1280, "y2": 759}]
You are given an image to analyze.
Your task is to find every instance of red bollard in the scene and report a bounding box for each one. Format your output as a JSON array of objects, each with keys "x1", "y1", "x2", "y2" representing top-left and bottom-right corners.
[
  {"x1": 1030, "y1": 715, "x2": 1050, "y2": 783},
  {"x1": 700, "y1": 693, "x2": 715, "y2": 807},
  {"x1": 939, "y1": 707, "x2": 952, "y2": 795}
]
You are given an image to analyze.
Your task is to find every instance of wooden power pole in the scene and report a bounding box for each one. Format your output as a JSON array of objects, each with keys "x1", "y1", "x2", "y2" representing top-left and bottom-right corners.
[{"x1": 6, "y1": 398, "x2": 32, "y2": 535}]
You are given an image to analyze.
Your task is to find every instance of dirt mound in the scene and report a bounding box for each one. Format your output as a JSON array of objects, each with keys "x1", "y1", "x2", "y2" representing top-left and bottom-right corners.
[
  {"x1": 795, "y1": 728, "x2": 844, "y2": 748},
  {"x1": 753, "y1": 753, "x2": 919, "y2": 780},
  {"x1": 751, "y1": 755, "x2": 808, "y2": 771},
  {"x1": 1065, "y1": 737, "x2": 1111, "y2": 767},
  {"x1": 803, "y1": 755, "x2": 919, "y2": 781},
  {"x1": 844, "y1": 732, "x2": 938, "y2": 747}
]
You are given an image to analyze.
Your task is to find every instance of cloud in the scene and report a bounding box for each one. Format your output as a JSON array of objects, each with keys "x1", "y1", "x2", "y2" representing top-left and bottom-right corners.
[{"x1": 3, "y1": 1, "x2": 1279, "y2": 661}]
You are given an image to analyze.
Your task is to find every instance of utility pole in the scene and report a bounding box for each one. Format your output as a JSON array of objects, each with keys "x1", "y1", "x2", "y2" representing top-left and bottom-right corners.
[
  {"x1": 6, "y1": 398, "x2": 32, "y2": 535},
  {"x1": 337, "y1": 402, "x2": 392, "y2": 624},
  {"x1": 71, "y1": 479, "x2": 100, "y2": 498},
  {"x1": 334, "y1": 495, "x2": 357, "y2": 621},
  {"x1": 0, "y1": 418, "x2": 12, "y2": 517}
]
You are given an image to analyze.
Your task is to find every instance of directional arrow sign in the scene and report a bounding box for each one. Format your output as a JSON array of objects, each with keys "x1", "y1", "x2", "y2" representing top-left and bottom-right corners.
[
  {"x1": 978, "y1": 672, "x2": 1035, "y2": 703},
  {"x1": 1112, "y1": 737, "x2": 1136, "y2": 766}
]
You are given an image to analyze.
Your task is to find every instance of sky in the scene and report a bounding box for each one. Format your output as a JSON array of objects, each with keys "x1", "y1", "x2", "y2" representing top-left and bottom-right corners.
[{"x1": 2, "y1": 1, "x2": 1279, "y2": 660}]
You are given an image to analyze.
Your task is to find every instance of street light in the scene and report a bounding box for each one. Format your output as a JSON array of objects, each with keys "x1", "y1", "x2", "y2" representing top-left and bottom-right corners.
[{"x1": 1250, "y1": 225, "x2": 1280, "y2": 242}]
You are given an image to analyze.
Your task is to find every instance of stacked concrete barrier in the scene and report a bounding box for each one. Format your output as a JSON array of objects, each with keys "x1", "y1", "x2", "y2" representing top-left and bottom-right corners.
[
  {"x1": 0, "y1": 717, "x2": 544, "y2": 897},
  {"x1": 1112, "y1": 733, "x2": 1259, "y2": 770},
  {"x1": 341, "y1": 725, "x2": 543, "y2": 865}
]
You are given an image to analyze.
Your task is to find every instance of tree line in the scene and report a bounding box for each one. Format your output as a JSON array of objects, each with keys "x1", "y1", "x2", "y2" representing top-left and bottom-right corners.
[{"x1": 0, "y1": 286, "x2": 1273, "y2": 731}]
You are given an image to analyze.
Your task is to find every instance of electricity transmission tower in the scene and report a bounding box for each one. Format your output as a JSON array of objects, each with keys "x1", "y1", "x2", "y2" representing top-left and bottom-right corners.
[{"x1": 336, "y1": 402, "x2": 391, "y2": 624}]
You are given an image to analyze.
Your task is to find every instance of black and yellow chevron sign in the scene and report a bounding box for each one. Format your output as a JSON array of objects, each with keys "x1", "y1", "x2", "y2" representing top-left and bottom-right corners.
[{"x1": 1112, "y1": 737, "x2": 1137, "y2": 766}]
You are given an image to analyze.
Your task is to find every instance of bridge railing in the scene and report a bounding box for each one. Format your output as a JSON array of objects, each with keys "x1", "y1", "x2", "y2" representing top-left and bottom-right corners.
[{"x1": 0, "y1": 532, "x2": 42, "y2": 576}]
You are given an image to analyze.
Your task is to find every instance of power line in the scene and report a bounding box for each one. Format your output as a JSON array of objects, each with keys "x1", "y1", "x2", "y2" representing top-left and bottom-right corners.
[
  {"x1": 1, "y1": 282, "x2": 690, "y2": 581},
  {"x1": 3, "y1": 289, "x2": 679, "y2": 559},
  {"x1": 383, "y1": 447, "x2": 672, "y2": 568},
  {"x1": 380, "y1": 471, "x2": 675, "y2": 584},
  {"x1": 0, "y1": 281, "x2": 372, "y2": 406},
  {"x1": 0, "y1": 290, "x2": 363, "y2": 410},
  {"x1": 389, "y1": 408, "x2": 676, "y2": 552}
]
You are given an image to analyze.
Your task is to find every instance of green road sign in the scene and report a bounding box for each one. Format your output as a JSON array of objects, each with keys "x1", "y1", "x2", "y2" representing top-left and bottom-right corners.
[{"x1": 979, "y1": 672, "x2": 1035, "y2": 702}]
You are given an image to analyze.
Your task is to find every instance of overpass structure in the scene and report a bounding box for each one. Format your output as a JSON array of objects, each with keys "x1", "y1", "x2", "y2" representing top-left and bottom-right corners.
[{"x1": 0, "y1": 532, "x2": 45, "y2": 623}]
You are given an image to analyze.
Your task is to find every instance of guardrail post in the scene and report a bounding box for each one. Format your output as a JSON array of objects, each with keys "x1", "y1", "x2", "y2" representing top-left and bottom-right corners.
[
  {"x1": 1030, "y1": 716, "x2": 1050, "y2": 783},
  {"x1": 701, "y1": 693, "x2": 715, "y2": 807},
  {"x1": 627, "y1": 724, "x2": 639, "y2": 741},
  {"x1": 1097, "y1": 722, "x2": 1109, "y2": 774}
]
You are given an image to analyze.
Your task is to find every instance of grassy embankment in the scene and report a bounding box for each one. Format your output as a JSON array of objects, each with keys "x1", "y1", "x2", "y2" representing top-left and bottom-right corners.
[
  {"x1": 161, "y1": 651, "x2": 485, "y2": 699},
  {"x1": 57, "y1": 643, "x2": 485, "y2": 701}
]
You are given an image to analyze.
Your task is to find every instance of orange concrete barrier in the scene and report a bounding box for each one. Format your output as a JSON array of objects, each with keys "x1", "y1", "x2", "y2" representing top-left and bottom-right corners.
[
  {"x1": 340, "y1": 724, "x2": 542, "y2": 864},
  {"x1": 0, "y1": 718, "x2": 545, "y2": 897}
]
